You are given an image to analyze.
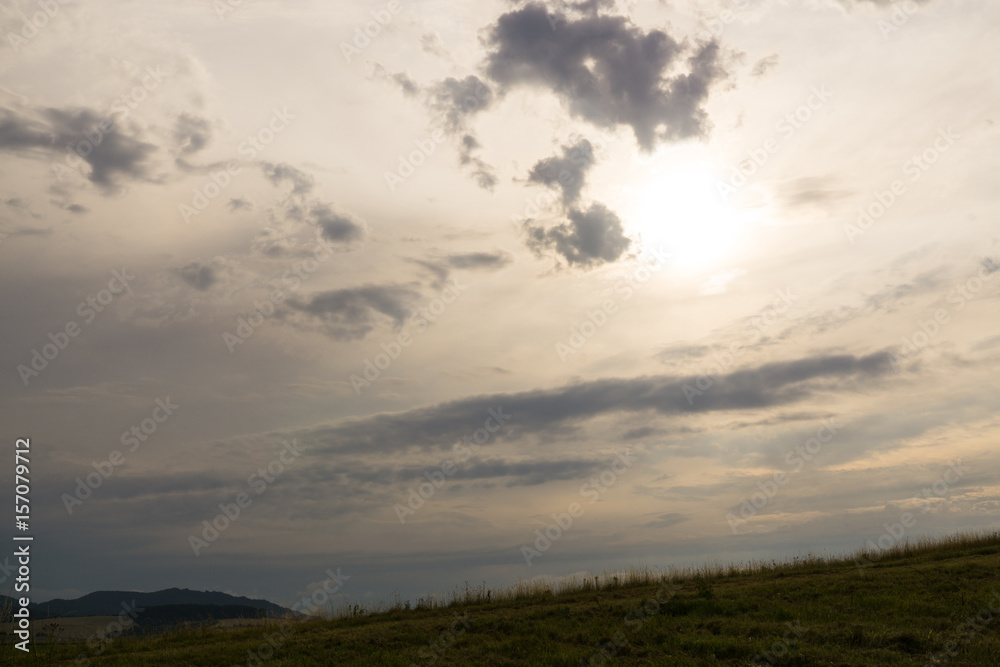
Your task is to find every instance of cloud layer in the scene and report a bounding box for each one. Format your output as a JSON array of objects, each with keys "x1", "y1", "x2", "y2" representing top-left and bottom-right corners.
[{"x1": 484, "y1": 3, "x2": 727, "y2": 150}]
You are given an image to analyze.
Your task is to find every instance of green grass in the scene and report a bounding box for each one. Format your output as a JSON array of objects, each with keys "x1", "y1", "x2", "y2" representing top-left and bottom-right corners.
[{"x1": 4, "y1": 530, "x2": 999, "y2": 665}]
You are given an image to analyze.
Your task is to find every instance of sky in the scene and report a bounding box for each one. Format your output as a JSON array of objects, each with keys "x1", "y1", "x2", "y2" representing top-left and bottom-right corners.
[{"x1": 1, "y1": 0, "x2": 998, "y2": 611}]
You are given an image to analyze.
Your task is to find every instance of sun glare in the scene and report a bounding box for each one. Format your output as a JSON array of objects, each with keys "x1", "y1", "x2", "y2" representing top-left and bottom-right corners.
[{"x1": 625, "y1": 164, "x2": 746, "y2": 272}]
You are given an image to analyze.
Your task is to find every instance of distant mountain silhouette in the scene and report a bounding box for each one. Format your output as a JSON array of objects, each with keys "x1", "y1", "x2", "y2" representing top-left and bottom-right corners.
[{"x1": 19, "y1": 588, "x2": 297, "y2": 619}]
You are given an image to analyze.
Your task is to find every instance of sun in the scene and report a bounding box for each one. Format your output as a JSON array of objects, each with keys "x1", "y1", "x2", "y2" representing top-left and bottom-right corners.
[{"x1": 624, "y1": 162, "x2": 746, "y2": 272}]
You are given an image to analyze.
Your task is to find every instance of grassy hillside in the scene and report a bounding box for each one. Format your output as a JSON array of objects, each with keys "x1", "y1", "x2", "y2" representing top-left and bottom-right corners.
[{"x1": 4, "y1": 531, "x2": 999, "y2": 665}]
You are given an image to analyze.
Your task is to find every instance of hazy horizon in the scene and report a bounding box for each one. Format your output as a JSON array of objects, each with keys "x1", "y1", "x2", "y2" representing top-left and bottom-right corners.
[{"x1": 2, "y1": 0, "x2": 999, "y2": 614}]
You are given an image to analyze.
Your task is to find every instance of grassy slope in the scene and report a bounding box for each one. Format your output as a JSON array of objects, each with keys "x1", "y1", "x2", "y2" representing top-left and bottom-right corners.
[{"x1": 6, "y1": 532, "x2": 1000, "y2": 666}]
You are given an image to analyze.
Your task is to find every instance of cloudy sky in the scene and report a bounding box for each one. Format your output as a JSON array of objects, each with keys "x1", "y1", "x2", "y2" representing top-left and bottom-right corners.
[{"x1": 1, "y1": 0, "x2": 998, "y2": 610}]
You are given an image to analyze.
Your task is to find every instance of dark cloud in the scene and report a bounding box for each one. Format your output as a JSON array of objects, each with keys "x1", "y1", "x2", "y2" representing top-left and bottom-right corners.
[
  {"x1": 428, "y1": 75, "x2": 494, "y2": 134},
  {"x1": 261, "y1": 162, "x2": 314, "y2": 195},
  {"x1": 483, "y1": 3, "x2": 727, "y2": 150},
  {"x1": 81, "y1": 472, "x2": 236, "y2": 502},
  {"x1": 446, "y1": 251, "x2": 513, "y2": 270},
  {"x1": 475, "y1": 458, "x2": 606, "y2": 487},
  {"x1": 751, "y1": 53, "x2": 780, "y2": 79},
  {"x1": 343, "y1": 457, "x2": 609, "y2": 488},
  {"x1": 863, "y1": 268, "x2": 949, "y2": 313},
  {"x1": 525, "y1": 202, "x2": 631, "y2": 267},
  {"x1": 284, "y1": 285, "x2": 421, "y2": 340},
  {"x1": 644, "y1": 512, "x2": 691, "y2": 529},
  {"x1": 622, "y1": 426, "x2": 658, "y2": 440},
  {"x1": 0, "y1": 226, "x2": 52, "y2": 238},
  {"x1": 391, "y1": 71, "x2": 496, "y2": 190},
  {"x1": 777, "y1": 176, "x2": 851, "y2": 209},
  {"x1": 66, "y1": 204, "x2": 88, "y2": 214},
  {"x1": 420, "y1": 32, "x2": 449, "y2": 58},
  {"x1": 292, "y1": 352, "x2": 895, "y2": 456},
  {"x1": 50, "y1": 108, "x2": 157, "y2": 187},
  {"x1": 371, "y1": 63, "x2": 419, "y2": 97},
  {"x1": 4, "y1": 198, "x2": 28, "y2": 209},
  {"x1": 422, "y1": 76, "x2": 497, "y2": 189},
  {"x1": 252, "y1": 189, "x2": 352, "y2": 255},
  {"x1": 411, "y1": 259, "x2": 451, "y2": 289},
  {"x1": 972, "y1": 334, "x2": 1000, "y2": 352},
  {"x1": 410, "y1": 251, "x2": 512, "y2": 289},
  {"x1": 758, "y1": 264, "x2": 963, "y2": 347},
  {"x1": 392, "y1": 72, "x2": 419, "y2": 97},
  {"x1": 567, "y1": 0, "x2": 616, "y2": 12},
  {"x1": 246, "y1": 164, "x2": 364, "y2": 256},
  {"x1": 458, "y1": 134, "x2": 498, "y2": 191},
  {"x1": 656, "y1": 343, "x2": 714, "y2": 365},
  {"x1": 311, "y1": 203, "x2": 365, "y2": 243},
  {"x1": 227, "y1": 198, "x2": 253, "y2": 212},
  {"x1": 0, "y1": 108, "x2": 52, "y2": 149},
  {"x1": 527, "y1": 138, "x2": 595, "y2": 205},
  {"x1": 518, "y1": 133, "x2": 625, "y2": 268},
  {"x1": 177, "y1": 261, "x2": 217, "y2": 291},
  {"x1": 173, "y1": 113, "x2": 211, "y2": 155},
  {"x1": 0, "y1": 105, "x2": 157, "y2": 190}
]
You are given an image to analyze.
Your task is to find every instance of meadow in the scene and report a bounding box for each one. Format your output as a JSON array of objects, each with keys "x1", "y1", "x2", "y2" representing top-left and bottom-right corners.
[{"x1": 3, "y1": 530, "x2": 998, "y2": 665}]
